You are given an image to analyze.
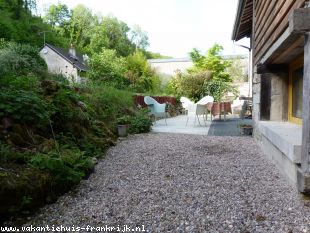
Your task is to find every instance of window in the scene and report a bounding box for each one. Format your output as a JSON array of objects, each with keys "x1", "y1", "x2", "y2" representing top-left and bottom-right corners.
[{"x1": 288, "y1": 57, "x2": 303, "y2": 124}]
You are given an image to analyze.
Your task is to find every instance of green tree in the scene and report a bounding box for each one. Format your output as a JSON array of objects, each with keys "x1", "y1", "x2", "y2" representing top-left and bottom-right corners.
[
  {"x1": 87, "y1": 48, "x2": 129, "y2": 88},
  {"x1": 189, "y1": 43, "x2": 232, "y2": 82},
  {"x1": 44, "y1": 3, "x2": 70, "y2": 27},
  {"x1": 125, "y1": 51, "x2": 161, "y2": 93},
  {"x1": 87, "y1": 16, "x2": 134, "y2": 56},
  {"x1": 68, "y1": 4, "x2": 95, "y2": 48},
  {"x1": 167, "y1": 71, "x2": 212, "y2": 101},
  {"x1": 129, "y1": 24, "x2": 149, "y2": 51},
  {"x1": 167, "y1": 44, "x2": 237, "y2": 101},
  {"x1": 0, "y1": 0, "x2": 67, "y2": 47}
]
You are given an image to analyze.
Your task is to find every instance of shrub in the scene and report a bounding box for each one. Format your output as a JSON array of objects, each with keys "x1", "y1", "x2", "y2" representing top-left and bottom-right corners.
[
  {"x1": 87, "y1": 49, "x2": 129, "y2": 88},
  {"x1": 128, "y1": 109, "x2": 152, "y2": 134},
  {"x1": 0, "y1": 42, "x2": 47, "y2": 77},
  {"x1": 125, "y1": 51, "x2": 161, "y2": 93},
  {"x1": 167, "y1": 71, "x2": 212, "y2": 101},
  {"x1": 0, "y1": 89, "x2": 51, "y2": 126},
  {"x1": 81, "y1": 81, "x2": 134, "y2": 123},
  {"x1": 30, "y1": 146, "x2": 94, "y2": 185}
]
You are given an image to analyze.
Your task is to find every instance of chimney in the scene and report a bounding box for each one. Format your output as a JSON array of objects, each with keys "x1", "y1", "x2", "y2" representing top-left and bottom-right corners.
[{"x1": 68, "y1": 43, "x2": 77, "y2": 59}]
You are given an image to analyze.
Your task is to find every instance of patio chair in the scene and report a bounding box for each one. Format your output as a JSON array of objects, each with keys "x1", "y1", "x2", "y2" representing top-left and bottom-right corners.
[
  {"x1": 196, "y1": 95, "x2": 214, "y2": 121},
  {"x1": 144, "y1": 96, "x2": 167, "y2": 125},
  {"x1": 180, "y1": 96, "x2": 194, "y2": 114},
  {"x1": 186, "y1": 103, "x2": 207, "y2": 126}
]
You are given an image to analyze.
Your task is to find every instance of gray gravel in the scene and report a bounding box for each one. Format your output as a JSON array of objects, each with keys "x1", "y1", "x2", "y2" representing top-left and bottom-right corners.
[{"x1": 23, "y1": 133, "x2": 310, "y2": 232}]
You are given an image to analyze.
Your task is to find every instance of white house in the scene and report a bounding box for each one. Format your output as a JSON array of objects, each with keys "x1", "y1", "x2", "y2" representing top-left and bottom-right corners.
[{"x1": 39, "y1": 43, "x2": 88, "y2": 83}]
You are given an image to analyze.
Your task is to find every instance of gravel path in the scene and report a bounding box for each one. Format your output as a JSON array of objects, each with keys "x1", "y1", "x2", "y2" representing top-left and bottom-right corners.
[{"x1": 24, "y1": 133, "x2": 310, "y2": 232}]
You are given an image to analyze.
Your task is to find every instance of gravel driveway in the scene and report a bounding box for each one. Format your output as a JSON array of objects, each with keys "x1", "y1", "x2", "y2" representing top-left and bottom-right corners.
[{"x1": 24, "y1": 133, "x2": 310, "y2": 232}]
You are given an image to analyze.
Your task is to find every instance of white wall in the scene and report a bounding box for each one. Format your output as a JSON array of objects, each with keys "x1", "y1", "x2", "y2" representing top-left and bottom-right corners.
[
  {"x1": 149, "y1": 59, "x2": 193, "y2": 85},
  {"x1": 39, "y1": 46, "x2": 79, "y2": 82}
]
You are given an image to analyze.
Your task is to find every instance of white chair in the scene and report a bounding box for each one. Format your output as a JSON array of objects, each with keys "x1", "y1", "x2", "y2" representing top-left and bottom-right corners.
[
  {"x1": 196, "y1": 95, "x2": 214, "y2": 105},
  {"x1": 180, "y1": 97, "x2": 194, "y2": 114},
  {"x1": 186, "y1": 103, "x2": 208, "y2": 126},
  {"x1": 197, "y1": 95, "x2": 214, "y2": 121},
  {"x1": 144, "y1": 96, "x2": 167, "y2": 125}
]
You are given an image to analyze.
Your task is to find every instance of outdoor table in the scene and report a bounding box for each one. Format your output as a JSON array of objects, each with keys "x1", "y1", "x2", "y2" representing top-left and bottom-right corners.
[{"x1": 210, "y1": 102, "x2": 232, "y2": 121}]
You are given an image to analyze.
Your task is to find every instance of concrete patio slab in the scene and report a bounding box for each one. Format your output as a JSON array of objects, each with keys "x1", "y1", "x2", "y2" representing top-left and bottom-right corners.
[{"x1": 152, "y1": 114, "x2": 252, "y2": 136}]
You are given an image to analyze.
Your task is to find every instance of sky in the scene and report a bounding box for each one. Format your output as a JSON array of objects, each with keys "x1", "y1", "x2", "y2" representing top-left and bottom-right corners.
[{"x1": 37, "y1": 0, "x2": 250, "y2": 58}]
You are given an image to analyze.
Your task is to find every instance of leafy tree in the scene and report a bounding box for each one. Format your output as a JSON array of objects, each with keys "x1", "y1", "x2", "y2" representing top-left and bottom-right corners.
[
  {"x1": 125, "y1": 51, "x2": 161, "y2": 93},
  {"x1": 44, "y1": 3, "x2": 70, "y2": 27},
  {"x1": 87, "y1": 16, "x2": 134, "y2": 56},
  {"x1": 189, "y1": 43, "x2": 232, "y2": 82},
  {"x1": 0, "y1": 0, "x2": 67, "y2": 47},
  {"x1": 68, "y1": 4, "x2": 95, "y2": 49},
  {"x1": 87, "y1": 48, "x2": 129, "y2": 88},
  {"x1": 129, "y1": 24, "x2": 149, "y2": 51},
  {"x1": 167, "y1": 44, "x2": 237, "y2": 101},
  {"x1": 167, "y1": 71, "x2": 212, "y2": 101},
  {"x1": 204, "y1": 80, "x2": 238, "y2": 102}
]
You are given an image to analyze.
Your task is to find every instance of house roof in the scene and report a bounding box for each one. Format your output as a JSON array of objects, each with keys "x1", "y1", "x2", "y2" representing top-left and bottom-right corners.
[
  {"x1": 232, "y1": 0, "x2": 253, "y2": 41},
  {"x1": 43, "y1": 43, "x2": 88, "y2": 72}
]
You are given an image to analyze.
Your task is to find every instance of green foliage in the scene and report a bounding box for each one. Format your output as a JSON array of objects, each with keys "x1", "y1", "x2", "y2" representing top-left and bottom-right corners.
[
  {"x1": 168, "y1": 43, "x2": 237, "y2": 101},
  {"x1": 128, "y1": 109, "x2": 153, "y2": 134},
  {"x1": 117, "y1": 116, "x2": 131, "y2": 125},
  {"x1": 189, "y1": 44, "x2": 232, "y2": 82},
  {"x1": 87, "y1": 49, "x2": 129, "y2": 88},
  {"x1": 129, "y1": 24, "x2": 149, "y2": 50},
  {"x1": 203, "y1": 80, "x2": 238, "y2": 102},
  {"x1": 87, "y1": 16, "x2": 135, "y2": 57},
  {"x1": 0, "y1": 89, "x2": 51, "y2": 126},
  {"x1": 144, "y1": 51, "x2": 172, "y2": 59},
  {"x1": 167, "y1": 71, "x2": 212, "y2": 101},
  {"x1": 125, "y1": 51, "x2": 161, "y2": 93},
  {"x1": 67, "y1": 4, "x2": 95, "y2": 49},
  {"x1": 44, "y1": 3, "x2": 70, "y2": 27},
  {"x1": 0, "y1": 0, "x2": 68, "y2": 47},
  {"x1": 0, "y1": 42, "x2": 47, "y2": 77},
  {"x1": 81, "y1": 81, "x2": 134, "y2": 123},
  {"x1": 30, "y1": 146, "x2": 94, "y2": 185}
]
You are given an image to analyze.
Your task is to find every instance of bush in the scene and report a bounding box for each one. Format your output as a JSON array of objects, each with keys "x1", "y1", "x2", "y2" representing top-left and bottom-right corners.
[
  {"x1": 125, "y1": 51, "x2": 161, "y2": 93},
  {"x1": 0, "y1": 42, "x2": 47, "y2": 77},
  {"x1": 87, "y1": 49, "x2": 129, "y2": 88},
  {"x1": 30, "y1": 146, "x2": 94, "y2": 186},
  {"x1": 167, "y1": 71, "x2": 212, "y2": 101},
  {"x1": 0, "y1": 89, "x2": 51, "y2": 126},
  {"x1": 81, "y1": 81, "x2": 134, "y2": 123},
  {"x1": 128, "y1": 109, "x2": 152, "y2": 134}
]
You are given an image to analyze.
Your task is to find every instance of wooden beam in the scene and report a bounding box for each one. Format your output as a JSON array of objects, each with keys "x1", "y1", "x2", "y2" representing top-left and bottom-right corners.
[
  {"x1": 256, "y1": 64, "x2": 288, "y2": 74},
  {"x1": 298, "y1": 32, "x2": 310, "y2": 193},
  {"x1": 259, "y1": 7, "x2": 310, "y2": 65},
  {"x1": 301, "y1": 32, "x2": 310, "y2": 173}
]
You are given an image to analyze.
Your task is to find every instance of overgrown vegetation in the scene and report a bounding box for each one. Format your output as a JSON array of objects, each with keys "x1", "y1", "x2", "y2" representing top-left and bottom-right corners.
[{"x1": 0, "y1": 41, "x2": 152, "y2": 222}]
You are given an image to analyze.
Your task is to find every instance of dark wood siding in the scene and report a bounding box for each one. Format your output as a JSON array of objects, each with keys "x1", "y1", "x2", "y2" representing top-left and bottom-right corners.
[{"x1": 254, "y1": 0, "x2": 305, "y2": 65}]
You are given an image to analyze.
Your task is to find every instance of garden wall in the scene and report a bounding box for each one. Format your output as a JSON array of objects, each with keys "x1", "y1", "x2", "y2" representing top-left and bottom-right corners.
[{"x1": 134, "y1": 95, "x2": 177, "y2": 107}]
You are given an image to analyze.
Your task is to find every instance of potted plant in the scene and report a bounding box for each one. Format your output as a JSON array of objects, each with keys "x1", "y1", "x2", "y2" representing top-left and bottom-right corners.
[
  {"x1": 238, "y1": 123, "x2": 253, "y2": 135},
  {"x1": 116, "y1": 116, "x2": 131, "y2": 137}
]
